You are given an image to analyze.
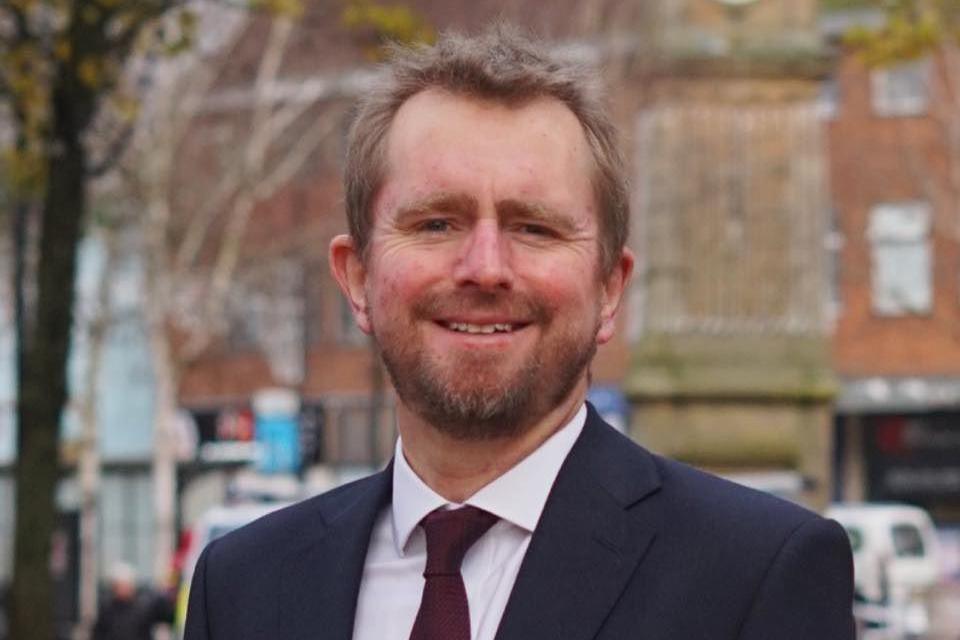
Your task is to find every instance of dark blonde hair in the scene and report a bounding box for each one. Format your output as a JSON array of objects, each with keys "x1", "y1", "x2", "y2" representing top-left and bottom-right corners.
[{"x1": 344, "y1": 25, "x2": 629, "y2": 274}]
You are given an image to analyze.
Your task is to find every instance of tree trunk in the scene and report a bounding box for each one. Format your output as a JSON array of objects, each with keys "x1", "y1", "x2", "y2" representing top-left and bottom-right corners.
[{"x1": 11, "y1": 90, "x2": 87, "y2": 639}]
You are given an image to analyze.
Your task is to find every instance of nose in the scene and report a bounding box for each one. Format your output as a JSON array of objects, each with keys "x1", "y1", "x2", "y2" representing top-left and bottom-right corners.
[{"x1": 452, "y1": 219, "x2": 514, "y2": 289}]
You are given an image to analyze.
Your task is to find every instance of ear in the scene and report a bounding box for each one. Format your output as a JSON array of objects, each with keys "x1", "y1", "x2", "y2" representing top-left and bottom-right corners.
[
  {"x1": 329, "y1": 234, "x2": 373, "y2": 334},
  {"x1": 596, "y1": 247, "x2": 634, "y2": 345}
]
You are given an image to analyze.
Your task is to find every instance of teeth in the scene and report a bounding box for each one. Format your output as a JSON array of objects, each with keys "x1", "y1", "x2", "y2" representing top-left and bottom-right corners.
[{"x1": 448, "y1": 322, "x2": 514, "y2": 334}]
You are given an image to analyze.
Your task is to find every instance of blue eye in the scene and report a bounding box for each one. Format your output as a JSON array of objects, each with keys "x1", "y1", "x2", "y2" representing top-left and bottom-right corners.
[
  {"x1": 420, "y1": 219, "x2": 450, "y2": 232},
  {"x1": 519, "y1": 223, "x2": 553, "y2": 236}
]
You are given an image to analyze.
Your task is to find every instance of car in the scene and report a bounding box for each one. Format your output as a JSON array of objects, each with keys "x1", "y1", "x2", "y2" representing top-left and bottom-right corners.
[{"x1": 826, "y1": 503, "x2": 941, "y2": 638}]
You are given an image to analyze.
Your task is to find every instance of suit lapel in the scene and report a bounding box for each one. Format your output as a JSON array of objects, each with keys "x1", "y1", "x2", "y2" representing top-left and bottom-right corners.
[
  {"x1": 495, "y1": 407, "x2": 662, "y2": 640},
  {"x1": 278, "y1": 465, "x2": 392, "y2": 640}
]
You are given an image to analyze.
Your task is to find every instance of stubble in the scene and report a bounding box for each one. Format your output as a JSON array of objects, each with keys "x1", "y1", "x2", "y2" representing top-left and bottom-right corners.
[{"x1": 372, "y1": 290, "x2": 598, "y2": 440}]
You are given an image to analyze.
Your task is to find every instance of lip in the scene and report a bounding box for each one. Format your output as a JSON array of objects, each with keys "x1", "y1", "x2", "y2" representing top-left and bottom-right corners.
[
  {"x1": 434, "y1": 319, "x2": 530, "y2": 333},
  {"x1": 431, "y1": 319, "x2": 532, "y2": 342},
  {"x1": 437, "y1": 316, "x2": 528, "y2": 325}
]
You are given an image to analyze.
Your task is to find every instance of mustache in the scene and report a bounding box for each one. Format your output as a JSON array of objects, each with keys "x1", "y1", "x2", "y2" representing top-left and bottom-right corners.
[{"x1": 413, "y1": 290, "x2": 549, "y2": 323}]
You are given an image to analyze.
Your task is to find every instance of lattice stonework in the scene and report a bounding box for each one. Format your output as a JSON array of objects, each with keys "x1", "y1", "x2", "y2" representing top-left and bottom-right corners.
[{"x1": 631, "y1": 103, "x2": 828, "y2": 338}]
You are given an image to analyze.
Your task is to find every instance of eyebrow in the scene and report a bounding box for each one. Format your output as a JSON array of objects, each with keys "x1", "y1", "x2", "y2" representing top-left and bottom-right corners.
[
  {"x1": 394, "y1": 192, "x2": 582, "y2": 234},
  {"x1": 395, "y1": 192, "x2": 478, "y2": 221},
  {"x1": 498, "y1": 199, "x2": 582, "y2": 235}
]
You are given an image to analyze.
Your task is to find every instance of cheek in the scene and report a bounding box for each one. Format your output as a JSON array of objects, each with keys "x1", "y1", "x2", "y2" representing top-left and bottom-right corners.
[
  {"x1": 369, "y1": 265, "x2": 428, "y2": 312},
  {"x1": 524, "y1": 281, "x2": 589, "y2": 327},
  {"x1": 528, "y1": 264, "x2": 596, "y2": 307},
  {"x1": 370, "y1": 279, "x2": 401, "y2": 312}
]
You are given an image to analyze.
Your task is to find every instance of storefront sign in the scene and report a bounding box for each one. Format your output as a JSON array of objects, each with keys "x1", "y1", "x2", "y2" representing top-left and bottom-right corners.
[
  {"x1": 253, "y1": 388, "x2": 301, "y2": 475},
  {"x1": 866, "y1": 413, "x2": 960, "y2": 500}
]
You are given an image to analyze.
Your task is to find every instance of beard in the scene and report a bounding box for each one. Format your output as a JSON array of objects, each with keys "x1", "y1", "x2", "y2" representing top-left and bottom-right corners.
[{"x1": 372, "y1": 289, "x2": 599, "y2": 441}]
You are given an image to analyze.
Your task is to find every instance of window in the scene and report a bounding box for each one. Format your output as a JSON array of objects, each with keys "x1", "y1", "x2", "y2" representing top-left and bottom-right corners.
[
  {"x1": 304, "y1": 262, "x2": 326, "y2": 345},
  {"x1": 825, "y1": 207, "x2": 845, "y2": 324},
  {"x1": 337, "y1": 405, "x2": 374, "y2": 465},
  {"x1": 331, "y1": 401, "x2": 395, "y2": 466},
  {"x1": 892, "y1": 523, "x2": 925, "y2": 558},
  {"x1": 818, "y1": 74, "x2": 841, "y2": 120},
  {"x1": 101, "y1": 471, "x2": 154, "y2": 581},
  {"x1": 871, "y1": 58, "x2": 931, "y2": 117},
  {"x1": 868, "y1": 202, "x2": 932, "y2": 316},
  {"x1": 844, "y1": 526, "x2": 864, "y2": 554},
  {"x1": 227, "y1": 288, "x2": 264, "y2": 351}
]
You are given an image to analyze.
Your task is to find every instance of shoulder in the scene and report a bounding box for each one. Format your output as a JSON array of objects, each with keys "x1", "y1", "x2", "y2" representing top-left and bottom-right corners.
[
  {"x1": 582, "y1": 408, "x2": 824, "y2": 534},
  {"x1": 640, "y1": 446, "x2": 849, "y2": 578},
  {"x1": 559, "y1": 414, "x2": 853, "y2": 635},
  {"x1": 581, "y1": 411, "x2": 839, "y2": 554},
  {"x1": 644, "y1": 453, "x2": 853, "y2": 637},
  {"x1": 203, "y1": 471, "x2": 388, "y2": 564},
  {"x1": 653, "y1": 454, "x2": 821, "y2": 534}
]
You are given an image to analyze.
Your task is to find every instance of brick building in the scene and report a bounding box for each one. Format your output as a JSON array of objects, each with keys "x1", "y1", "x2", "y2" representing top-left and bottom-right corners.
[{"x1": 824, "y1": 11, "x2": 960, "y2": 525}]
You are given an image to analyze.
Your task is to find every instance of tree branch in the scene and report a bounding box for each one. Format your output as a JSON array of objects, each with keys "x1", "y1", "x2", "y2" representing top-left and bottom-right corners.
[
  {"x1": 242, "y1": 15, "x2": 294, "y2": 173},
  {"x1": 173, "y1": 12, "x2": 292, "y2": 274},
  {"x1": 256, "y1": 105, "x2": 339, "y2": 197},
  {"x1": 106, "y1": 2, "x2": 179, "y2": 56},
  {"x1": 87, "y1": 122, "x2": 135, "y2": 177},
  {"x1": 6, "y1": 1, "x2": 32, "y2": 42}
]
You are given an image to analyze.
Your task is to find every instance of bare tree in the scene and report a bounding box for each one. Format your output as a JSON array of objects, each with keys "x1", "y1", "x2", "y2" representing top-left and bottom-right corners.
[
  {"x1": 120, "y1": 1, "x2": 343, "y2": 581},
  {"x1": 74, "y1": 217, "x2": 123, "y2": 638},
  {"x1": 0, "y1": 2, "x2": 181, "y2": 634}
]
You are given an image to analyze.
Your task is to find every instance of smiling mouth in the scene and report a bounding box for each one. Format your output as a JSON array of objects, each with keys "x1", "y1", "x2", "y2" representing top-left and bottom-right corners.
[{"x1": 441, "y1": 321, "x2": 521, "y2": 335}]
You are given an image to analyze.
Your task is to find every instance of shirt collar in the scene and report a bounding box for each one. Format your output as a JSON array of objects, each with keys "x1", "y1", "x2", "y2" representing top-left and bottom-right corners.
[{"x1": 391, "y1": 404, "x2": 587, "y2": 556}]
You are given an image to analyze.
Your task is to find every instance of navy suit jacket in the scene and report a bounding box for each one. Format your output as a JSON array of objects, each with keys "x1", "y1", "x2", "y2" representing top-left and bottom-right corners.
[{"x1": 185, "y1": 405, "x2": 855, "y2": 639}]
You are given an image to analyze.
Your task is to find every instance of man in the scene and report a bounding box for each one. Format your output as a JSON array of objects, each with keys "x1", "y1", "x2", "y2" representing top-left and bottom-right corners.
[
  {"x1": 185, "y1": 27, "x2": 855, "y2": 640},
  {"x1": 94, "y1": 563, "x2": 173, "y2": 640}
]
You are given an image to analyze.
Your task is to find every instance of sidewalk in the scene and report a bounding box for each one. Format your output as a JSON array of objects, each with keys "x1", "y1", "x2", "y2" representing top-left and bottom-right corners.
[{"x1": 928, "y1": 581, "x2": 960, "y2": 639}]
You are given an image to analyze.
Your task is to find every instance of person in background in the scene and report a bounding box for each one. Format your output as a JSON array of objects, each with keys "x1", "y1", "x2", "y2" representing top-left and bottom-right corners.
[{"x1": 93, "y1": 563, "x2": 173, "y2": 640}]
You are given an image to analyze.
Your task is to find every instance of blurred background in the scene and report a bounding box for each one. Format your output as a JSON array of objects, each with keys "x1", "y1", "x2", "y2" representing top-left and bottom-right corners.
[{"x1": 2, "y1": 0, "x2": 960, "y2": 638}]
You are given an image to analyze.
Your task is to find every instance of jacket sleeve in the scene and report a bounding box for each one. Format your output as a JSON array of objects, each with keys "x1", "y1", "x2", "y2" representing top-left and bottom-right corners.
[
  {"x1": 737, "y1": 517, "x2": 856, "y2": 640},
  {"x1": 183, "y1": 544, "x2": 214, "y2": 640}
]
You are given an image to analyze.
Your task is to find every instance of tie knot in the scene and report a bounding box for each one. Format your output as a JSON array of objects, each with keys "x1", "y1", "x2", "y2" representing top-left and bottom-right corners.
[{"x1": 421, "y1": 506, "x2": 498, "y2": 577}]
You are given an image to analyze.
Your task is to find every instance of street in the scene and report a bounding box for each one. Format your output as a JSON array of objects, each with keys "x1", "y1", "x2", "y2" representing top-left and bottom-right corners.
[{"x1": 928, "y1": 581, "x2": 960, "y2": 639}]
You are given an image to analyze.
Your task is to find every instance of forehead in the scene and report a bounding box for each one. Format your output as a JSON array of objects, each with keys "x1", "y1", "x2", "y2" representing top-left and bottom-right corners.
[
  {"x1": 387, "y1": 88, "x2": 590, "y2": 160},
  {"x1": 377, "y1": 90, "x2": 595, "y2": 213}
]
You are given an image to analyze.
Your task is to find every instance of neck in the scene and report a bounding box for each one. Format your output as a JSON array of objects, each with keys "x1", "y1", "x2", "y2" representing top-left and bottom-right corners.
[{"x1": 397, "y1": 378, "x2": 588, "y2": 503}]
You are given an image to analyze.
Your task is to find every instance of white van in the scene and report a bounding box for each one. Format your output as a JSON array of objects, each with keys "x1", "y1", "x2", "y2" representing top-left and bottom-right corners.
[
  {"x1": 827, "y1": 503, "x2": 941, "y2": 637},
  {"x1": 827, "y1": 503, "x2": 941, "y2": 602}
]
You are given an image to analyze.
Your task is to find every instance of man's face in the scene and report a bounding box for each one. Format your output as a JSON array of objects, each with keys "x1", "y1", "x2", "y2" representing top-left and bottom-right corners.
[{"x1": 331, "y1": 90, "x2": 631, "y2": 439}]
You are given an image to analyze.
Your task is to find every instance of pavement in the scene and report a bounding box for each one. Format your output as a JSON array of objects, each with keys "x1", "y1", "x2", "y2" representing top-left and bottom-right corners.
[{"x1": 928, "y1": 581, "x2": 960, "y2": 639}]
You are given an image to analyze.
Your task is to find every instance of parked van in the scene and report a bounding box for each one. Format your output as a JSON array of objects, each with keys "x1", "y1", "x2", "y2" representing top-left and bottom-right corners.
[
  {"x1": 827, "y1": 503, "x2": 941, "y2": 637},
  {"x1": 827, "y1": 503, "x2": 941, "y2": 601}
]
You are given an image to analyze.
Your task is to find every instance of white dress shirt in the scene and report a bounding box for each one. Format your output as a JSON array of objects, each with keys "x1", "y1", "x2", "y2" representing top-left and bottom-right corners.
[{"x1": 351, "y1": 405, "x2": 587, "y2": 640}]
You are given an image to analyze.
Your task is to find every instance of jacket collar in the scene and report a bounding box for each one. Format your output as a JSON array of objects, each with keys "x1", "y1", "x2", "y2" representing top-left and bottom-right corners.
[
  {"x1": 494, "y1": 404, "x2": 662, "y2": 640},
  {"x1": 278, "y1": 463, "x2": 392, "y2": 640},
  {"x1": 276, "y1": 403, "x2": 664, "y2": 640}
]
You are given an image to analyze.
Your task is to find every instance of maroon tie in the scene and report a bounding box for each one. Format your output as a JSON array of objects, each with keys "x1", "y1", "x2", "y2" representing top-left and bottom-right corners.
[{"x1": 409, "y1": 506, "x2": 499, "y2": 640}]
